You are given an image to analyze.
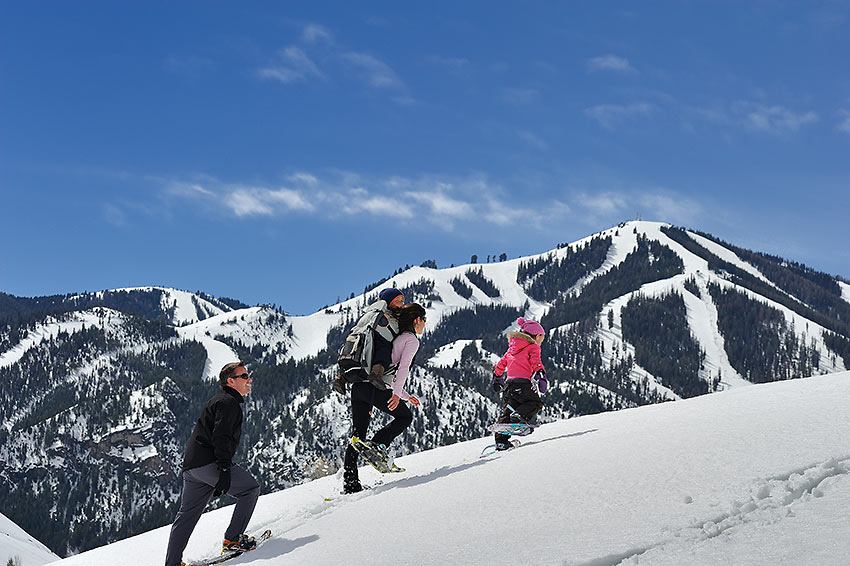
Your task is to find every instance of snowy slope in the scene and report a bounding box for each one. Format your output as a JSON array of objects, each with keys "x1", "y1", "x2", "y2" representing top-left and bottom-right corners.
[
  {"x1": 0, "y1": 308, "x2": 128, "y2": 370},
  {"x1": 49, "y1": 371, "x2": 850, "y2": 566},
  {"x1": 841, "y1": 281, "x2": 850, "y2": 306},
  {"x1": 107, "y1": 287, "x2": 230, "y2": 326},
  {"x1": 1, "y1": 512, "x2": 59, "y2": 566},
  {"x1": 176, "y1": 306, "x2": 293, "y2": 381}
]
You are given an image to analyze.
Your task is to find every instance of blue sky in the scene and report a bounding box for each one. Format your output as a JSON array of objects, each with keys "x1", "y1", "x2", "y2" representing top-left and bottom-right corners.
[{"x1": 2, "y1": 1, "x2": 849, "y2": 314}]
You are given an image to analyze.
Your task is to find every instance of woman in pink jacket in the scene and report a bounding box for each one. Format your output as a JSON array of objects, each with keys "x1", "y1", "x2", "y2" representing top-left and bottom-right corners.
[{"x1": 492, "y1": 317, "x2": 549, "y2": 450}]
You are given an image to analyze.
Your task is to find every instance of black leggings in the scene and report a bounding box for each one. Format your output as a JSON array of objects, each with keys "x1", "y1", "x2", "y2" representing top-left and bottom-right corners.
[
  {"x1": 343, "y1": 382, "x2": 413, "y2": 473},
  {"x1": 495, "y1": 379, "x2": 543, "y2": 444}
]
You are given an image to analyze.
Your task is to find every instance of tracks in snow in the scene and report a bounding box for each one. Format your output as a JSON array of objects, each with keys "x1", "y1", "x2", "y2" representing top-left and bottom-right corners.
[{"x1": 570, "y1": 455, "x2": 850, "y2": 566}]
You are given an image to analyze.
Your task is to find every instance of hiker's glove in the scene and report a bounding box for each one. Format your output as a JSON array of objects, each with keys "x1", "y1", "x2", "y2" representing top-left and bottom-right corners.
[
  {"x1": 213, "y1": 467, "x2": 231, "y2": 497},
  {"x1": 492, "y1": 373, "x2": 504, "y2": 393},
  {"x1": 533, "y1": 370, "x2": 548, "y2": 394}
]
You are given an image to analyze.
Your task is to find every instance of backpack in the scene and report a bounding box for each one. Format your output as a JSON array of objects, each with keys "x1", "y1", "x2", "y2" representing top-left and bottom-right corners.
[{"x1": 337, "y1": 301, "x2": 399, "y2": 384}]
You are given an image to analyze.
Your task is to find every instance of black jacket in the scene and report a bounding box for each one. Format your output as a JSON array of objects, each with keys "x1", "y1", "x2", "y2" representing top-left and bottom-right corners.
[{"x1": 182, "y1": 386, "x2": 244, "y2": 472}]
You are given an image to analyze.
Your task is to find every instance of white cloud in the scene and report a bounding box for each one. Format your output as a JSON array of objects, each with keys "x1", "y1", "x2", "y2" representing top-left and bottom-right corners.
[
  {"x1": 587, "y1": 55, "x2": 637, "y2": 73},
  {"x1": 258, "y1": 46, "x2": 324, "y2": 84},
  {"x1": 348, "y1": 189, "x2": 415, "y2": 218},
  {"x1": 257, "y1": 67, "x2": 301, "y2": 84},
  {"x1": 585, "y1": 102, "x2": 653, "y2": 128},
  {"x1": 576, "y1": 192, "x2": 630, "y2": 215},
  {"x1": 266, "y1": 188, "x2": 314, "y2": 211},
  {"x1": 406, "y1": 190, "x2": 474, "y2": 219},
  {"x1": 287, "y1": 172, "x2": 319, "y2": 186},
  {"x1": 482, "y1": 204, "x2": 516, "y2": 227},
  {"x1": 342, "y1": 52, "x2": 404, "y2": 89},
  {"x1": 157, "y1": 173, "x2": 711, "y2": 238},
  {"x1": 225, "y1": 190, "x2": 275, "y2": 217},
  {"x1": 733, "y1": 102, "x2": 819, "y2": 135},
  {"x1": 481, "y1": 197, "x2": 542, "y2": 227},
  {"x1": 638, "y1": 192, "x2": 702, "y2": 225},
  {"x1": 165, "y1": 181, "x2": 215, "y2": 198},
  {"x1": 301, "y1": 24, "x2": 333, "y2": 45},
  {"x1": 256, "y1": 27, "x2": 411, "y2": 104},
  {"x1": 216, "y1": 184, "x2": 316, "y2": 217}
]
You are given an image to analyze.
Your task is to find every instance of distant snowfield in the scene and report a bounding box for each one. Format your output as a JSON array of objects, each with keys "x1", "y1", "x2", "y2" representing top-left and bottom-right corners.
[
  {"x1": 0, "y1": 309, "x2": 124, "y2": 369},
  {"x1": 49, "y1": 371, "x2": 850, "y2": 566},
  {"x1": 107, "y1": 287, "x2": 229, "y2": 325},
  {"x1": 840, "y1": 281, "x2": 850, "y2": 306},
  {"x1": 429, "y1": 339, "x2": 499, "y2": 368}
]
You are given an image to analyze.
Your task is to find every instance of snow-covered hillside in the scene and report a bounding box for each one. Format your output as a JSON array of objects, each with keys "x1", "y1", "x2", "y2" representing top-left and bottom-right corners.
[
  {"x1": 117, "y1": 287, "x2": 229, "y2": 325},
  {"x1": 49, "y1": 371, "x2": 850, "y2": 566},
  {"x1": 284, "y1": 220, "x2": 847, "y2": 388},
  {"x1": 1, "y1": 512, "x2": 58, "y2": 566}
]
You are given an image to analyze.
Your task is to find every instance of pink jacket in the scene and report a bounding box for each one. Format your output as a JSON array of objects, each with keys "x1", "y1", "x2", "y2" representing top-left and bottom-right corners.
[{"x1": 494, "y1": 332, "x2": 545, "y2": 380}]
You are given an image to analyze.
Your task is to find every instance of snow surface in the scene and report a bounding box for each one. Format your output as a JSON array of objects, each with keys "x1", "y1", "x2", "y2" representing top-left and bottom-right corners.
[
  {"x1": 840, "y1": 281, "x2": 850, "y2": 307},
  {"x1": 1, "y1": 512, "x2": 59, "y2": 566},
  {"x1": 429, "y1": 339, "x2": 500, "y2": 368},
  {"x1": 48, "y1": 372, "x2": 850, "y2": 566}
]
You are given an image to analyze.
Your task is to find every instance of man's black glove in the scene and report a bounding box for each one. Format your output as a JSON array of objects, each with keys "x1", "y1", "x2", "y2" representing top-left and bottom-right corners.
[{"x1": 213, "y1": 467, "x2": 231, "y2": 497}]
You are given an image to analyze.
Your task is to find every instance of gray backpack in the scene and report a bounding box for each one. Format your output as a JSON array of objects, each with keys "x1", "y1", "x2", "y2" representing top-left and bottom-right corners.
[{"x1": 337, "y1": 301, "x2": 398, "y2": 383}]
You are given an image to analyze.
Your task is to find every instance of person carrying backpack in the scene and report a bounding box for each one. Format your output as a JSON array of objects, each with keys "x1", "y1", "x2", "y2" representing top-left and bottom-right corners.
[
  {"x1": 491, "y1": 317, "x2": 549, "y2": 450},
  {"x1": 341, "y1": 302, "x2": 426, "y2": 494},
  {"x1": 333, "y1": 288, "x2": 404, "y2": 394}
]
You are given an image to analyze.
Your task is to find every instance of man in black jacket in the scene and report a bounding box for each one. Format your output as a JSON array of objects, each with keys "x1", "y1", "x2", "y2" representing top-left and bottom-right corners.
[{"x1": 164, "y1": 362, "x2": 261, "y2": 566}]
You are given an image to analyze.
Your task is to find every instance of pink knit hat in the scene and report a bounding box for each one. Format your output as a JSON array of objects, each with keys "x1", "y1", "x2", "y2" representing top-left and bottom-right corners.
[{"x1": 516, "y1": 317, "x2": 544, "y2": 336}]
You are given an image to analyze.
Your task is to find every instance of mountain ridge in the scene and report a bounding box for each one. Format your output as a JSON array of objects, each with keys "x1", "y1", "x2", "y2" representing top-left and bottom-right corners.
[{"x1": 2, "y1": 220, "x2": 849, "y2": 556}]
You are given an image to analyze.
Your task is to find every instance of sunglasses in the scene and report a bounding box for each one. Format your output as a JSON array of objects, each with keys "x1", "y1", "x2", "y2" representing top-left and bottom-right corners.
[{"x1": 232, "y1": 373, "x2": 250, "y2": 380}]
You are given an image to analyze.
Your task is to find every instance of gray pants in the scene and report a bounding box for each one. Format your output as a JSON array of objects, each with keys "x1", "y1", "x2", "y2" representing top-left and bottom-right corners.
[{"x1": 164, "y1": 463, "x2": 260, "y2": 566}]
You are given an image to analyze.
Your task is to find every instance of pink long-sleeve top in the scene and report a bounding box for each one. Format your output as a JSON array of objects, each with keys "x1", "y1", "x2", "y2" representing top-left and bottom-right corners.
[
  {"x1": 388, "y1": 331, "x2": 419, "y2": 400},
  {"x1": 494, "y1": 332, "x2": 545, "y2": 380}
]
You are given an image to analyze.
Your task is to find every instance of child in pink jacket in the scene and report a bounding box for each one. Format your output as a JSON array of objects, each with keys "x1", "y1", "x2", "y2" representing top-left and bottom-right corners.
[{"x1": 492, "y1": 317, "x2": 549, "y2": 449}]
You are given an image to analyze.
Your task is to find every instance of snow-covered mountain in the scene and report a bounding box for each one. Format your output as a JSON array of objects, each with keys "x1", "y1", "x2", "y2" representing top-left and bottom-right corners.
[
  {"x1": 47, "y1": 372, "x2": 850, "y2": 566},
  {"x1": 1, "y1": 511, "x2": 59, "y2": 566},
  {"x1": 2, "y1": 220, "x2": 849, "y2": 557}
]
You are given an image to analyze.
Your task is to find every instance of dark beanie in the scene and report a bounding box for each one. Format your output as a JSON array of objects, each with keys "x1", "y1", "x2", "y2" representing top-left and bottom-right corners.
[{"x1": 379, "y1": 288, "x2": 403, "y2": 304}]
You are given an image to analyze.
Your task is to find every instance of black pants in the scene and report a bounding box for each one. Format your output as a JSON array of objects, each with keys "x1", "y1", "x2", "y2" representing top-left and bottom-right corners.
[
  {"x1": 343, "y1": 382, "x2": 413, "y2": 477},
  {"x1": 495, "y1": 379, "x2": 542, "y2": 444}
]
